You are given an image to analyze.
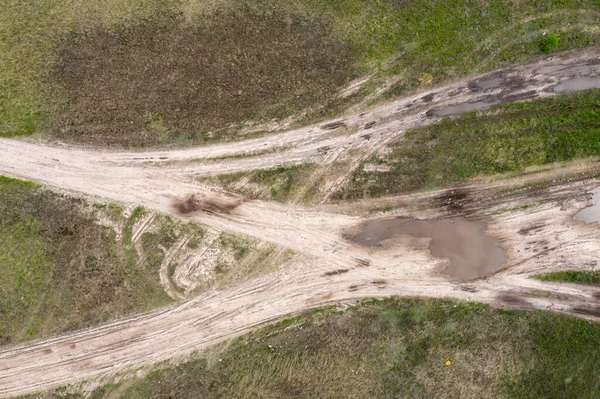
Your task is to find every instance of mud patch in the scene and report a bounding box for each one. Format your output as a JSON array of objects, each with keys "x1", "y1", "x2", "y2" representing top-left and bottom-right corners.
[
  {"x1": 350, "y1": 217, "x2": 506, "y2": 280},
  {"x1": 518, "y1": 223, "x2": 545, "y2": 236},
  {"x1": 573, "y1": 307, "x2": 600, "y2": 318},
  {"x1": 473, "y1": 77, "x2": 503, "y2": 90},
  {"x1": 371, "y1": 279, "x2": 388, "y2": 288},
  {"x1": 497, "y1": 294, "x2": 529, "y2": 306},
  {"x1": 554, "y1": 78, "x2": 600, "y2": 93},
  {"x1": 434, "y1": 188, "x2": 471, "y2": 212},
  {"x1": 322, "y1": 269, "x2": 349, "y2": 277},
  {"x1": 427, "y1": 100, "x2": 498, "y2": 117},
  {"x1": 574, "y1": 186, "x2": 600, "y2": 224},
  {"x1": 173, "y1": 194, "x2": 241, "y2": 215},
  {"x1": 364, "y1": 121, "x2": 377, "y2": 130},
  {"x1": 537, "y1": 63, "x2": 600, "y2": 77},
  {"x1": 321, "y1": 121, "x2": 346, "y2": 130},
  {"x1": 54, "y1": 10, "x2": 354, "y2": 145},
  {"x1": 421, "y1": 93, "x2": 436, "y2": 102}
]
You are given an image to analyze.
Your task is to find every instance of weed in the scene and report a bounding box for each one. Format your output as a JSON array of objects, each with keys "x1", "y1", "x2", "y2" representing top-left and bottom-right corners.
[
  {"x1": 534, "y1": 271, "x2": 600, "y2": 286},
  {"x1": 540, "y1": 33, "x2": 562, "y2": 53}
]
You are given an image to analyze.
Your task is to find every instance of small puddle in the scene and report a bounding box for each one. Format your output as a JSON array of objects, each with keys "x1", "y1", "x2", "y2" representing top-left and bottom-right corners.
[
  {"x1": 537, "y1": 63, "x2": 600, "y2": 77},
  {"x1": 574, "y1": 187, "x2": 600, "y2": 224},
  {"x1": 475, "y1": 77, "x2": 503, "y2": 90},
  {"x1": 428, "y1": 100, "x2": 498, "y2": 117},
  {"x1": 554, "y1": 77, "x2": 600, "y2": 93},
  {"x1": 351, "y1": 217, "x2": 507, "y2": 280}
]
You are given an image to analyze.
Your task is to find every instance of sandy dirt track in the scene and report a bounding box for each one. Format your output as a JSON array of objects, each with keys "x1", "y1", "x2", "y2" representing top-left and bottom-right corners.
[{"x1": 1, "y1": 47, "x2": 600, "y2": 397}]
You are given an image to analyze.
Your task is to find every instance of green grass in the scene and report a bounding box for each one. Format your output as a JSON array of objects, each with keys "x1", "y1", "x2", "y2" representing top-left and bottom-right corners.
[
  {"x1": 534, "y1": 271, "x2": 600, "y2": 286},
  {"x1": 0, "y1": 176, "x2": 187, "y2": 345},
  {"x1": 339, "y1": 89, "x2": 600, "y2": 199},
  {"x1": 2, "y1": 0, "x2": 599, "y2": 145},
  {"x1": 201, "y1": 165, "x2": 318, "y2": 203},
  {"x1": 30, "y1": 298, "x2": 600, "y2": 398}
]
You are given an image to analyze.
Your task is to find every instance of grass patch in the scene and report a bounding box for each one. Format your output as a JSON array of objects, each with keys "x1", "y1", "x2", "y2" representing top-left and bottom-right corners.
[
  {"x1": 0, "y1": 176, "x2": 177, "y2": 345},
  {"x1": 534, "y1": 271, "x2": 600, "y2": 286},
  {"x1": 201, "y1": 165, "x2": 318, "y2": 203},
  {"x1": 32, "y1": 298, "x2": 600, "y2": 398},
  {"x1": 53, "y1": 8, "x2": 354, "y2": 146},
  {"x1": 2, "y1": 0, "x2": 600, "y2": 145},
  {"x1": 339, "y1": 89, "x2": 600, "y2": 199}
]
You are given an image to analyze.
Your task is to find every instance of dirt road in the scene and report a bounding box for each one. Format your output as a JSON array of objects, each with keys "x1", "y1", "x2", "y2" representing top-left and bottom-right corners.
[{"x1": 1, "y1": 47, "x2": 600, "y2": 397}]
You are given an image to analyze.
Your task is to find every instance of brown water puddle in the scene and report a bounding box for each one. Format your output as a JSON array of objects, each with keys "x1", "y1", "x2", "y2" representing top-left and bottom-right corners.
[
  {"x1": 536, "y1": 63, "x2": 600, "y2": 77},
  {"x1": 554, "y1": 77, "x2": 600, "y2": 93},
  {"x1": 428, "y1": 100, "x2": 498, "y2": 117},
  {"x1": 574, "y1": 187, "x2": 600, "y2": 224},
  {"x1": 351, "y1": 217, "x2": 507, "y2": 280}
]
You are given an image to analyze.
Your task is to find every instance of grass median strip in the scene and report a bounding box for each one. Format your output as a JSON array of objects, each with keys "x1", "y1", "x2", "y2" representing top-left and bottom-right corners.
[
  {"x1": 534, "y1": 271, "x2": 600, "y2": 286},
  {"x1": 339, "y1": 89, "x2": 600, "y2": 199}
]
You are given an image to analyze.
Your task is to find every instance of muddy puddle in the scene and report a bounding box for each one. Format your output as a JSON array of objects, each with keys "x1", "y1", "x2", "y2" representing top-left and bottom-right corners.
[
  {"x1": 554, "y1": 77, "x2": 600, "y2": 93},
  {"x1": 428, "y1": 100, "x2": 498, "y2": 117},
  {"x1": 475, "y1": 77, "x2": 503, "y2": 90},
  {"x1": 536, "y1": 63, "x2": 600, "y2": 77},
  {"x1": 351, "y1": 217, "x2": 506, "y2": 280},
  {"x1": 574, "y1": 187, "x2": 600, "y2": 224}
]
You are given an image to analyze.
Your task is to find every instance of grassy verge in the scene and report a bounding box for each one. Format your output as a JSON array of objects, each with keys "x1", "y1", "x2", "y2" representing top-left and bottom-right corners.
[
  {"x1": 339, "y1": 89, "x2": 600, "y2": 199},
  {"x1": 2, "y1": 0, "x2": 599, "y2": 145},
  {"x1": 0, "y1": 176, "x2": 209, "y2": 345},
  {"x1": 534, "y1": 271, "x2": 600, "y2": 286},
  {"x1": 200, "y1": 165, "x2": 318, "y2": 203},
  {"x1": 29, "y1": 298, "x2": 600, "y2": 398}
]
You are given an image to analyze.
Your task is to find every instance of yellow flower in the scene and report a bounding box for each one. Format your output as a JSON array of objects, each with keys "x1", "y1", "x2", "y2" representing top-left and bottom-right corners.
[{"x1": 445, "y1": 360, "x2": 452, "y2": 366}]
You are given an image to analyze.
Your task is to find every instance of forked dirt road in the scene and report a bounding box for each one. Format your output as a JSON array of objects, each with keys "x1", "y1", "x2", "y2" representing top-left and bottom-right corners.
[{"x1": 0, "y1": 48, "x2": 600, "y2": 397}]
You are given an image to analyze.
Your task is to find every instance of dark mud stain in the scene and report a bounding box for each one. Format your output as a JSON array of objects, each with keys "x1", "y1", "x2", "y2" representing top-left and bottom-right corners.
[
  {"x1": 322, "y1": 269, "x2": 349, "y2": 277},
  {"x1": 350, "y1": 217, "x2": 507, "y2": 280},
  {"x1": 364, "y1": 121, "x2": 377, "y2": 129},
  {"x1": 317, "y1": 146, "x2": 331, "y2": 154},
  {"x1": 360, "y1": 134, "x2": 371, "y2": 141},
  {"x1": 371, "y1": 279, "x2": 388, "y2": 287},
  {"x1": 501, "y1": 90, "x2": 538, "y2": 103},
  {"x1": 348, "y1": 284, "x2": 360, "y2": 292},
  {"x1": 434, "y1": 188, "x2": 471, "y2": 211},
  {"x1": 321, "y1": 121, "x2": 346, "y2": 130},
  {"x1": 428, "y1": 100, "x2": 499, "y2": 117},
  {"x1": 554, "y1": 77, "x2": 600, "y2": 93},
  {"x1": 518, "y1": 223, "x2": 546, "y2": 236},
  {"x1": 498, "y1": 294, "x2": 529, "y2": 306},
  {"x1": 173, "y1": 194, "x2": 241, "y2": 215},
  {"x1": 592, "y1": 292, "x2": 600, "y2": 300},
  {"x1": 459, "y1": 285, "x2": 478, "y2": 293},
  {"x1": 537, "y1": 63, "x2": 600, "y2": 77},
  {"x1": 573, "y1": 307, "x2": 600, "y2": 318},
  {"x1": 471, "y1": 76, "x2": 504, "y2": 91},
  {"x1": 574, "y1": 187, "x2": 600, "y2": 224},
  {"x1": 54, "y1": 11, "x2": 354, "y2": 145},
  {"x1": 356, "y1": 258, "x2": 371, "y2": 267},
  {"x1": 421, "y1": 93, "x2": 436, "y2": 102}
]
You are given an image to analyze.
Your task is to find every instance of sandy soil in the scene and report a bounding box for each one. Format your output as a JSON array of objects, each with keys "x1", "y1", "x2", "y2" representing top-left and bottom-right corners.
[{"x1": 1, "y1": 47, "x2": 600, "y2": 397}]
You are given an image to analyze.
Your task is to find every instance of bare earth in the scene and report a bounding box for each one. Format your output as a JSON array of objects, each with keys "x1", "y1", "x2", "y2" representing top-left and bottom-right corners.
[{"x1": 1, "y1": 47, "x2": 600, "y2": 397}]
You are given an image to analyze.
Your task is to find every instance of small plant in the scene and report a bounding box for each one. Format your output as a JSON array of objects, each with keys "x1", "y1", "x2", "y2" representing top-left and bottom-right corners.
[{"x1": 539, "y1": 33, "x2": 561, "y2": 53}]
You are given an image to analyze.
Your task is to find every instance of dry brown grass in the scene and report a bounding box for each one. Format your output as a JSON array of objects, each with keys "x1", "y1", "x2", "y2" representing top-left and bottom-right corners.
[{"x1": 52, "y1": 8, "x2": 354, "y2": 146}]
